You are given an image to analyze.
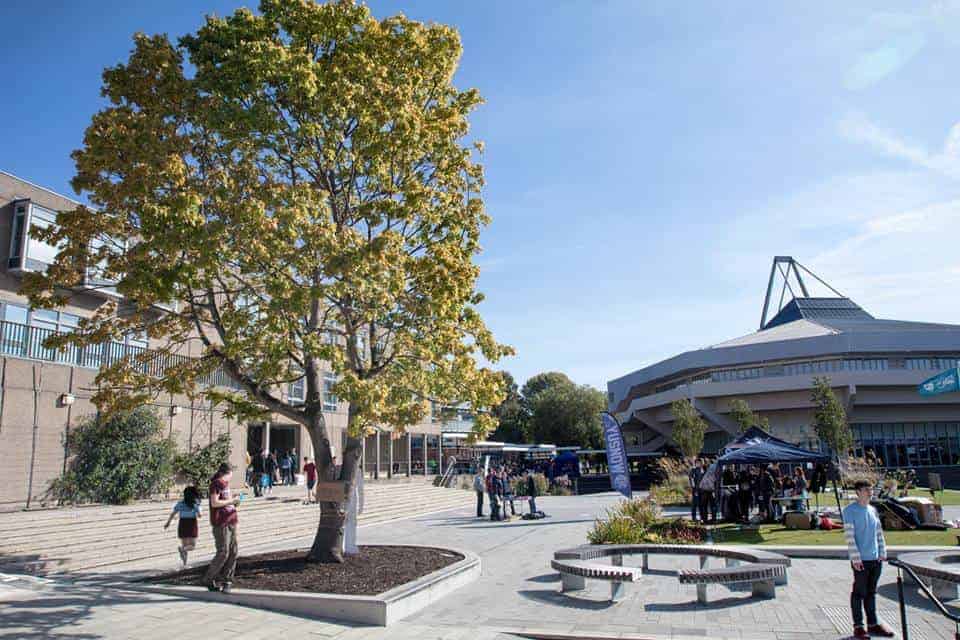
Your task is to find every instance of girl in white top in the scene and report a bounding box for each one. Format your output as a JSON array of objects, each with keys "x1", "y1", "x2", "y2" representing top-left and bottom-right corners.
[{"x1": 164, "y1": 486, "x2": 203, "y2": 567}]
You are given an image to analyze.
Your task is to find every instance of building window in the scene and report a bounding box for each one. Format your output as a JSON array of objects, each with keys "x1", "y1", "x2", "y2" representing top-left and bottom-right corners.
[
  {"x1": 323, "y1": 372, "x2": 338, "y2": 412},
  {"x1": 288, "y1": 376, "x2": 305, "y2": 404},
  {"x1": 8, "y1": 202, "x2": 64, "y2": 272}
]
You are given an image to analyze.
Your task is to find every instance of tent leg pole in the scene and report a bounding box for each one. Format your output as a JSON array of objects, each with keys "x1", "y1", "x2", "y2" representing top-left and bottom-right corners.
[{"x1": 832, "y1": 477, "x2": 843, "y2": 522}]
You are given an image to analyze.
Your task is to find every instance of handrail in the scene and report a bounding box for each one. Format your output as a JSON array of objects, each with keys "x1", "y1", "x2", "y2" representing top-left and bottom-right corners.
[
  {"x1": 436, "y1": 456, "x2": 458, "y2": 488},
  {"x1": 888, "y1": 557, "x2": 960, "y2": 640}
]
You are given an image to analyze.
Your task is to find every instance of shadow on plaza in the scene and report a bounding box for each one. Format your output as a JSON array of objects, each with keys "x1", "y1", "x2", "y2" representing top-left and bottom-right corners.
[
  {"x1": 433, "y1": 518, "x2": 596, "y2": 529},
  {"x1": 518, "y1": 588, "x2": 615, "y2": 610},
  {"x1": 0, "y1": 584, "x2": 182, "y2": 640},
  {"x1": 877, "y1": 580, "x2": 960, "y2": 616}
]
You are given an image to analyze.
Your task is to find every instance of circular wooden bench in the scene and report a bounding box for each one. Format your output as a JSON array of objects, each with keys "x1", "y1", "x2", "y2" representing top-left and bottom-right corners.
[
  {"x1": 551, "y1": 544, "x2": 791, "y2": 604},
  {"x1": 896, "y1": 551, "x2": 960, "y2": 602}
]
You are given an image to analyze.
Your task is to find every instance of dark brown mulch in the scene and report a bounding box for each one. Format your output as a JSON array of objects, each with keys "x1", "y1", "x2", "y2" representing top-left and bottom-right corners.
[{"x1": 149, "y1": 546, "x2": 464, "y2": 596}]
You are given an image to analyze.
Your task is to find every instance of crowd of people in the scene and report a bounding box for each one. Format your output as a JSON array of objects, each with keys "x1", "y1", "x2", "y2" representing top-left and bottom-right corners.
[
  {"x1": 473, "y1": 466, "x2": 542, "y2": 521},
  {"x1": 688, "y1": 458, "x2": 829, "y2": 524},
  {"x1": 246, "y1": 449, "x2": 303, "y2": 497}
]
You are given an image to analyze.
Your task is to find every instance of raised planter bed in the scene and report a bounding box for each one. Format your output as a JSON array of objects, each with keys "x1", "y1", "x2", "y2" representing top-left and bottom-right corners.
[{"x1": 124, "y1": 544, "x2": 479, "y2": 626}]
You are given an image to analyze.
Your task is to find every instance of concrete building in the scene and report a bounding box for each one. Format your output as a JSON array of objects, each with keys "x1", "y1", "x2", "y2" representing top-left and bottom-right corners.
[
  {"x1": 0, "y1": 170, "x2": 442, "y2": 509},
  {"x1": 607, "y1": 257, "x2": 960, "y2": 466}
]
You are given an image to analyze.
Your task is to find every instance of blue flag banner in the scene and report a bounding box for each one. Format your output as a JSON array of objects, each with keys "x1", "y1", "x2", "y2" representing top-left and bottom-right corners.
[
  {"x1": 600, "y1": 412, "x2": 632, "y2": 499},
  {"x1": 919, "y1": 368, "x2": 960, "y2": 396}
]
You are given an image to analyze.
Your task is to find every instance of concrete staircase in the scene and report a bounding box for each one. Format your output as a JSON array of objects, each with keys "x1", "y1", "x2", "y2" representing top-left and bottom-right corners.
[{"x1": 0, "y1": 479, "x2": 473, "y2": 576}]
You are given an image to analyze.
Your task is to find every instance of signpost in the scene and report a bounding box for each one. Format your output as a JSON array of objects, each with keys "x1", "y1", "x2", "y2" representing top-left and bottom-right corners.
[
  {"x1": 918, "y1": 367, "x2": 960, "y2": 396},
  {"x1": 600, "y1": 412, "x2": 632, "y2": 499}
]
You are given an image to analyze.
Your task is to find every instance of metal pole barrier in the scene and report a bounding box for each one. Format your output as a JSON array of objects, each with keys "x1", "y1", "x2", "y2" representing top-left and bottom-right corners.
[{"x1": 896, "y1": 565, "x2": 909, "y2": 640}]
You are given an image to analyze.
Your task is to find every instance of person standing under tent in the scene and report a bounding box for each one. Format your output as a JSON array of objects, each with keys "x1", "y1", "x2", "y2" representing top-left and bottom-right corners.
[{"x1": 688, "y1": 458, "x2": 704, "y2": 522}]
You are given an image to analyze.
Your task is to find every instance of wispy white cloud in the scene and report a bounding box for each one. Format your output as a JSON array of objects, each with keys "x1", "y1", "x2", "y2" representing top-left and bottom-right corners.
[{"x1": 839, "y1": 112, "x2": 960, "y2": 178}]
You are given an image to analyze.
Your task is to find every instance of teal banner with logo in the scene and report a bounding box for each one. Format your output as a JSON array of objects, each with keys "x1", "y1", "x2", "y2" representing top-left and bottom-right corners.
[{"x1": 919, "y1": 367, "x2": 960, "y2": 396}]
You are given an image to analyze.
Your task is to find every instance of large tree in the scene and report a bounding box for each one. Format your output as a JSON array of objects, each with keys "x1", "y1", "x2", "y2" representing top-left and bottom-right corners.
[
  {"x1": 24, "y1": 0, "x2": 510, "y2": 562},
  {"x1": 489, "y1": 371, "x2": 526, "y2": 443},
  {"x1": 526, "y1": 382, "x2": 606, "y2": 448}
]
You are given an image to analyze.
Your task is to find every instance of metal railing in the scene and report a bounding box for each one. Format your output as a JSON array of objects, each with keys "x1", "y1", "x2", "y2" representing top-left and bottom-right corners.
[
  {"x1": 435, "y1": 456, "x2": 458, "y2": 488},
  {"x1": 0, "y1": 319, "x2": 240, "y2": 389},
  {"x1": 889, "y1": 557, "x2": 960, "y2": 640}
]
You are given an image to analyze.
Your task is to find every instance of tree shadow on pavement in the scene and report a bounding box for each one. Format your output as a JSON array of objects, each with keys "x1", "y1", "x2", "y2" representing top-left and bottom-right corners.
[
  {"x1": 876, "y1": 580, "x2": 960, "y2": 615},
  {"x1": 518, "y1": 588, "x2": 615, "y2": 610},
  {"x1": 438, "y1": 518, "x2": 595, "y2": 529},
  {"x1": 0, "y1": 583, "x2": 183, "y2": 640}
]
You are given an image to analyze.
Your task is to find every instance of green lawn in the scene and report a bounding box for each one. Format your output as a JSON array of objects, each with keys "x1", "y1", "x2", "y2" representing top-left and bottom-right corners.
[
  {"x1": 809, "y1": 488, "x2": 960, "y2": 507},
  {"x1": 711, "y1": 523, "x2": 957, "y2": 547}
]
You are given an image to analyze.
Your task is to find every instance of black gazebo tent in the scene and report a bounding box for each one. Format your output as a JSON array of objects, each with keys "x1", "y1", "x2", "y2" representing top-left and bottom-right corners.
[{"x1": 713, "y1": 428, "x2": 839, "y2": 515}]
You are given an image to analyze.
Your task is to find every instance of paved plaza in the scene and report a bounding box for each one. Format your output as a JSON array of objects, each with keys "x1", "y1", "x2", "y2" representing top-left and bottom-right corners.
[{"x1": 1, "y1": 493, "x2": 958, "y2": 640}]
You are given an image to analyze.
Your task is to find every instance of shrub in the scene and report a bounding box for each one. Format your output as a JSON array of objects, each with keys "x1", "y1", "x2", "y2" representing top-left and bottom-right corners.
[
  {"x1": 649, "y1": 472, "x2": 691, "y2": 506},
  {"x1": 840, "y1": 455, "x2": 881, "y2": 490},
  {"x1": 587, "y1": 497, "x2": 705, "y2": 545},
  {"x1": 173, "y1": 433, "x2": 232, "y2": 491},
  {"x1": 49, "y1": 407, "x2": 175, "y2": 505},
  {"x1": 550, "y1": 475, "x2": 573, "y2": 496},
  {"x1": 511, "y1": 473, "x2": 549, "y2": 497}
]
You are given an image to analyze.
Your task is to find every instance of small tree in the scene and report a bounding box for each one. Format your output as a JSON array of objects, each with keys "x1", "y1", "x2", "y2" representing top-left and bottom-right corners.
[
  {"x1": 50, "y1": 407, "x2": 175, "y2": 505},
  {"x1": 670, "y1": 399, "x2": 707, "y2": 459},
  {"x1": 810, "y1": 376, "x2": 852, "y2": 456},
  {"x1": 727, "y1": 398, "x2": 769, "y2": 433}
]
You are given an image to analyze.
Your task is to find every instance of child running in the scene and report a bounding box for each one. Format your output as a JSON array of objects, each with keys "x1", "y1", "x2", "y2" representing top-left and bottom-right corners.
[{"x1": 164, "y1": 485, "x2": 203, "y2": 567}]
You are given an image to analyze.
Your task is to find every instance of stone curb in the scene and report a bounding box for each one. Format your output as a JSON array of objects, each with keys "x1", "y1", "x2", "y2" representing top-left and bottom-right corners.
[{"x1": 110, "y1": 544, "x2": 480, "y2": 626}]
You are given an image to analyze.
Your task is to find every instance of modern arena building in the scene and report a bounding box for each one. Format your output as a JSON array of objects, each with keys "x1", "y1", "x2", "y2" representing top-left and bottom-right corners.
[{"x1": 607, "y1": 257, "x2": 960, "y2": 469}]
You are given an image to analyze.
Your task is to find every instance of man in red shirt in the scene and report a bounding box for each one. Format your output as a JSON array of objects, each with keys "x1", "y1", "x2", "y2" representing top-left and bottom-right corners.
[
  {"x1": 303, "y1": 456, "x2": 318, "y2": 504},
  {"x1": 204, "y1": 463, "x2": 240, "y2": 592}
]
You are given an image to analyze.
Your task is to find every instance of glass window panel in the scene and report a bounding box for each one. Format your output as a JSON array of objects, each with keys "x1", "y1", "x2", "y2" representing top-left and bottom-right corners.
[
  {"x1": 3, "y1": 304, "x2": 28, "y2": 325},
  {"x1": 323, "y1": 372, "x2": 338, "y2": 412},
  {"x1": 26, "y1": 205, "x2": 62, "y2": 266}
]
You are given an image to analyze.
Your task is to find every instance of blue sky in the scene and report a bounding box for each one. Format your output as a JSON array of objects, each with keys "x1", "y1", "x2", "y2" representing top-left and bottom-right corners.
[{"x1": 2, "y1": 1, "x2": 960, "y2": 391}]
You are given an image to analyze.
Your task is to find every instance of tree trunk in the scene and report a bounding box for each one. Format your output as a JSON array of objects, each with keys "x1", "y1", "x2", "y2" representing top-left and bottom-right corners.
[{"x1": 306, "y1": 409, "x2": 364, "y2": 563}]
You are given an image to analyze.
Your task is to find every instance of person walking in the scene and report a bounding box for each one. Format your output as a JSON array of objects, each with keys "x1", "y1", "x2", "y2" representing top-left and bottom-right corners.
[
  {"x1": 250, "y1": 451, "x2": 265, "y2": 497},
  {"x1": 264, "y1": 452, "x2": 278, "y2": 495},
  {"x1": 760, "y1": 466, "x2": 775, "y2": 523},
  {"x1": 204, "y1": 463, "x2": 240, "y2": 593},
  {"x1": 688, "y1": 458, "x2": 704, "y2": 522},
  {"x1": 303, "y1": 456, "x2": 317, "y2": 504},
  {"x1": 279, "y1": 451, "x2": 292, "y2": 485},
  {"x1": 696, "y1": 460, "x2": 716, "y2": 524},
  {"x1": 486, "y1": 469, "x2": 501, "y2": 522},
  {"x1": 844, "y1": 480, "x2": 894, "y2": 638},
  {"x1": 473, "y1": 470, "x2": 485, "y2": 518},
  {"x1": 164, "y1": 485, "x2": 202, "y2": 567}
]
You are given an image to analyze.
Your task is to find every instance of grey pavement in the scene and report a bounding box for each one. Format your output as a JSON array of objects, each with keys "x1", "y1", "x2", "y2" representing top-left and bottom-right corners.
[{"x1": 2, "y1": 492, "x2": 958, "y2": 640}]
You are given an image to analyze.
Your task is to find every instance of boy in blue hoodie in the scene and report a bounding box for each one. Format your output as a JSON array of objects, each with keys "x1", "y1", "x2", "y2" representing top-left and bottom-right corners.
[{"x1": 843, "y1": 480, "x2": 893, "y2": 638}]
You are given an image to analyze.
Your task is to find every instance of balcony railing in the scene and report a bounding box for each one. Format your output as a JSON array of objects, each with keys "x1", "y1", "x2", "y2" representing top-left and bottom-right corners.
[{"x1": 0, "y1": 319, "x2": 240, "y2": 390}]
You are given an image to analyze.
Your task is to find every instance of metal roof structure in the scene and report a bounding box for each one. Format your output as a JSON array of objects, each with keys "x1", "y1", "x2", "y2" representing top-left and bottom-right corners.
[{"x1": 607, "y1": 257, "x2": 960, "y2": 412}]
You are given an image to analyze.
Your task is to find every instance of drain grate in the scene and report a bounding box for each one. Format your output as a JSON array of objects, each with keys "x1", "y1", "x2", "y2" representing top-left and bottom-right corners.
[{"x1": 819, "y1": 605, "x2": 932, "y2": 640}]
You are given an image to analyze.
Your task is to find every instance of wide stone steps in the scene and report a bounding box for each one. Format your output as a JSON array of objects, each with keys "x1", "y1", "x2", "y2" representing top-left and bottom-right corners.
[
  {"x1": 0, "y1": 483, "x2": 440, "y2": 541},
  {"x1": 0, "y1": 482, "x2": 473, "y2": 576}
]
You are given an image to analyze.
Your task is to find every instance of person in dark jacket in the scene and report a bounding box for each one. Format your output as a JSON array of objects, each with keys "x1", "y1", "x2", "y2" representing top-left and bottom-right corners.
[
  {"x1": 526, "y1": 471, "x2": 540, "y2": 514},
  {"x1": 251, "y1": 452, "x2": 265, "y2": 497},
  {"x1": 264, "y1": 453, "x2": 278, "y2": 496},
  {"x1": 486, "y1": 470, "x2": 501, "y2": 521}
]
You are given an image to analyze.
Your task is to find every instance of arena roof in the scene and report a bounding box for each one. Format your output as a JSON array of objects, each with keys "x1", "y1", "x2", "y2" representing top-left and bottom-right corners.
[{"x1": 607, "y1": 297, "x2": 960, "y2": 405}]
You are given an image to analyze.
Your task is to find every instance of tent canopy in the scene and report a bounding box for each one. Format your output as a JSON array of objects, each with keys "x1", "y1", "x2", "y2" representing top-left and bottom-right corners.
[{"x1": 717, "y1": 428, "x2": 829, "y2": 467}]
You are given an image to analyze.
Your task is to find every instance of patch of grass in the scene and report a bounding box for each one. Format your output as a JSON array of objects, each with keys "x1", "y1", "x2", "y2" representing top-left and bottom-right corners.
[
  {"x1": 908, "y1": 488, "x2": 960, "y2": 506},
  {"x1": 711, "y1": 523, "x2": 957, "y2": 547}
]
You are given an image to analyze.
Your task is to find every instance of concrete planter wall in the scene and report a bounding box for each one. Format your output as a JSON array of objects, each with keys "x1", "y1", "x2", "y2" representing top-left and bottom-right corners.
[{"x1": 124, "y1": 544, "x2": 479, "y2": 626}]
